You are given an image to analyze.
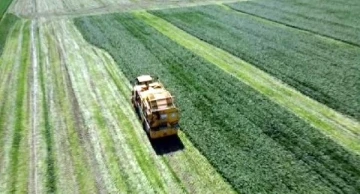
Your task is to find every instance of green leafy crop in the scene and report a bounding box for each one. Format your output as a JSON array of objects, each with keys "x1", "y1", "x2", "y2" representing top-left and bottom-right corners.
[{"x1": 151, "y1": 5, "x2": 360, "y2": 122}]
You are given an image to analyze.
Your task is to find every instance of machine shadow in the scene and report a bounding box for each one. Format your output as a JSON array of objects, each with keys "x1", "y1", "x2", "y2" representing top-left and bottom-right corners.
[{"x1": 148, "y1": 135, "x2": 185, "y2": 155}]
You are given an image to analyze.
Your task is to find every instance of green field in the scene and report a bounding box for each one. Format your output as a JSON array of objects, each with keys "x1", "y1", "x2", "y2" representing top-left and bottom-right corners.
[
  {"x1": 74, "y1": 13, "x2": 360, "y2": 193},
  {"x1": 1, "y1": 0, "x2": 360, "y2": 193},
  {"x1": 151, "y1": 5, "x2": 360, "y2": 121},
  {"x1": 227, "y1": 0, "x2": 360, "y2": 46}
]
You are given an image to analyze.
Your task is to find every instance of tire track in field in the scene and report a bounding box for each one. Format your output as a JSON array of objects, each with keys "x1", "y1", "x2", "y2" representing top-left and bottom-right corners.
[
  {"x1": 136, "y1": 11, "x2": 360, "y2": 155},
  {"x1": 29, "y1": 19, "x2": 40, "y2": 194}
]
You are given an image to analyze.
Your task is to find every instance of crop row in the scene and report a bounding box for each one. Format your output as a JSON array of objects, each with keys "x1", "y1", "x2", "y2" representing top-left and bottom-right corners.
[
  {"x1": 75, "y1": 13, "x2": 360, "y2": 193},
  {"x1": 226, "y1": 0, "x2": 360, "y2": 46},
  {"x1": 151, "y1": 5, "x2": 360, "y2": 122}
]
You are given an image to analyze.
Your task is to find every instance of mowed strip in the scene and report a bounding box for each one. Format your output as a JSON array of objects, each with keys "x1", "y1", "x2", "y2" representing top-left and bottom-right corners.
[
  {"x1": 135, "y1": 12, "x2": 360, "y2": 155},
  {"x1": 38, "y1": 19, "x2": 99, "y2": 193}
]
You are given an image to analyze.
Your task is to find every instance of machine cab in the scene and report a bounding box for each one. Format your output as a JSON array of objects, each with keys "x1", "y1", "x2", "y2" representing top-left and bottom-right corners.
[
  {"x1": 136, "y1": 75, "x2": 154, "y2": 86},
  {"x1": 132, "y1": 75, "x2": 155, "y2": 105}
]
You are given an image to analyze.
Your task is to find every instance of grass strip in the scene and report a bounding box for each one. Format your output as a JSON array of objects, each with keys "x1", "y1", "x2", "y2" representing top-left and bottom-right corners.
[
  {"x1": 42, "y1": 21, "x2": 106, "y2": 192},
  {"x1": 61, "y1": 29, "x2": 132, "y2": 193},
  {"x1": 9, "y1": 20, "x2": 31, "y2": 194}
]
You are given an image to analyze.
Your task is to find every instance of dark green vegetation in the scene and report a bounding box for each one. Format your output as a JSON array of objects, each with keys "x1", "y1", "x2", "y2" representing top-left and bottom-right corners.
[
  {"x1": 0, "y1": 0, "x2": 12, "y2": 19},
  {"x1": 0, "y1": 14, "x2": 18, "y2": 56},
  {"x1": 227, "y1": 0, "x2": 360, "y2": 46},
  {"x1": 151, "y1": 5, "x2": 360, "y2": 121},
  {"x1": 75, "y1": 14, "x2": 360, "y2": 193}
]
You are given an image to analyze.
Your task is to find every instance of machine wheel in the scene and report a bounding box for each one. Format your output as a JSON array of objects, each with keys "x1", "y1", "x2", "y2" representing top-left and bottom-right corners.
[{"x1": 142, "y1": 120, "x2": 150, "y2": 134}]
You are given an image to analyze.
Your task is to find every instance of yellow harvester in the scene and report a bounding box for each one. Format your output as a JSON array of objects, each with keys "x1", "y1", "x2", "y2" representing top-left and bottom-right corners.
[{"x1": 131, "y1": 75, "x2": 180, "y2": 139}]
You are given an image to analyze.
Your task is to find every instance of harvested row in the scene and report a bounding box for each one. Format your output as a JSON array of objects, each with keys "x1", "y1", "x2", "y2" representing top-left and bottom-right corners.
[
  {"x1": 227, "y1": 0, "x2": 360, "y2": 46},
  {"x1": 75, "y1": 13, "x2": 360, "y2": 193},
  {"x1": 151, "y1": 5, "x2": 360, "y2": 122},
  {"x1": 0, "y1": 19, "x2": 31, "y2": 193}
]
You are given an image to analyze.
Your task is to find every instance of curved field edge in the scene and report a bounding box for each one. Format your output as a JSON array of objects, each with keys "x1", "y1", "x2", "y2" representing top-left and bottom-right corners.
[
  {"x1": 74, "y1": 13, "x2": 360, "y2": 193},
  {"x1": 136, "y1": 11, "x2": 360, "y2": 155}
]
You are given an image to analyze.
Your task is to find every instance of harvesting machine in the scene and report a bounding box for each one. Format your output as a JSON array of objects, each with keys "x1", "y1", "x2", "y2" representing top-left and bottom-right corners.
[{"x1": 131, "y1": 75, "x2": 180, "y2": 139}]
